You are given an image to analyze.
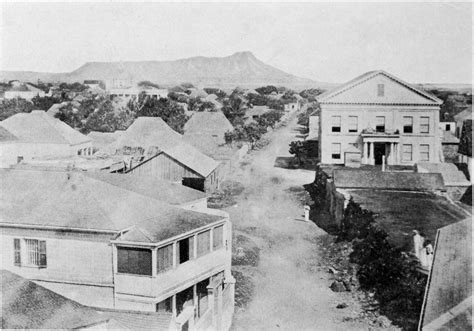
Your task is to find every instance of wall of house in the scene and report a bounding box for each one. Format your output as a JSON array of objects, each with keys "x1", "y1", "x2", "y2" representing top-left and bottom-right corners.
[
  {"x1": 113, "y1": 220, "x2": 232, "y2": 311},
  {"x1": 320, "y1": 104, "x2": 441, "y2": 165},
  {"x1": 0, "y1": 143, "x2": 21, "y2": 167},
  {"x1": 128, "y1": 153, "x2": 202, "y2": 183},
  {"x1": 4, "y1": 91, "x2": 45, "y2": 100},
  {"x1": 0, "y1": 227, "x2": 116, "y2": 308}
]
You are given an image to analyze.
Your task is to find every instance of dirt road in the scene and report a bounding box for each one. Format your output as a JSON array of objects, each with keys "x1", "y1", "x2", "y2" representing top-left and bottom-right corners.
[{"x1": 226, "y1": 113, "x2": 373, "y2": 331}]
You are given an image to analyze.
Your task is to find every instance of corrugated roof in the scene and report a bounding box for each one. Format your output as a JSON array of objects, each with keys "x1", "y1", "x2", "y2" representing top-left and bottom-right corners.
[
  {"x1": 420, "y1": 219, "x2": 472, "y2": 330},
  {"x1": 99, "y1": 309, "x2": 172, "y2": 330},
  {"x1": 1, "y1": 270, "x2": 110, "y2": 329},
  {"x1": 161, "y1": 143, "x2": 220, "y2": 177},
  {"x1": 333, "y1": 169, "x2": 445, "y2": 191},
  {"x1": 0, "y1": 169, "x2": 222, "y2": 236},
  {"x1": 183, "y1": 112, "x2": 234, "y2": 136},
  {"x1": 1, "y1": 110, "x2": 91, "y2": 145},
  {"x1": 317, "y1": 70, "x2": 443, "y2": 105}
]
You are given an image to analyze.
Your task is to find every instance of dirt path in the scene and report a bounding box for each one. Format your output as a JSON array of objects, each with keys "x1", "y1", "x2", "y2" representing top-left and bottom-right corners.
[{"x1": 226, "y1": 114, "x2": 373, "y2": 330}]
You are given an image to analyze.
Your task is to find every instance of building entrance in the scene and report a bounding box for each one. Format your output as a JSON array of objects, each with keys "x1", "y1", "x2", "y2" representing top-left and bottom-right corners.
[{"x1": 374, "y1": 143, "x2": 386, "y2": 165}]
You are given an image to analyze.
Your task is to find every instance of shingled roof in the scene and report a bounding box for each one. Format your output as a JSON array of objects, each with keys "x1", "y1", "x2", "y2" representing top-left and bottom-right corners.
[
  {"x1": 1, "y1": 270, "x2": 110, "y2": 329},
  {"x1": 419, "y1": 219, "x2": 472, "y2": 330},
  {"x1": 1, "y1": 110, "x2": 91, "y2": 145},
  {"x1": 0, "y1": 169, "x2": 223, "y2": 239}
]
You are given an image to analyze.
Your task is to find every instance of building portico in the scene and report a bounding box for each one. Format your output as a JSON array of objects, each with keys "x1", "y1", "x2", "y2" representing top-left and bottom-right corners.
[{"x1": 361, "y1": 131, "x2": 400, "y2": 165}]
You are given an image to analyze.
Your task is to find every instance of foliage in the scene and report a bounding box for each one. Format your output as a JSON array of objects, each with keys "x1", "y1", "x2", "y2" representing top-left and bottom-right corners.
[
  {"x1": 31, "y1": 95, "x2": 62, "y2": 110},
  {"x1": 339, "y1": 199, "x2": 428, "y2": 329},
  {"x1": 180, "y1": 82, "x2": 195, "y2": 89},
  {"x1": 225, "y1": 123, "x2": 266, "y2": 150},
  {"x1": 131, "y1": 95, "x2": 189, "y2": 133},
  {"x1": 59, "y1": 82, "x2": 88, "y2": 92},
  {"x1": 257, "y1": 110, "x2": 284, "y2": 129},
  {"x1": 137, "y1": 81, "x2": 160, "y2": 89},
  {"x1": 299, "y1": 88, "x2": 325, "y2": 102},
  {"x1": 203, "y1": 88, "x2": 227, "y2": 99},
  {"x1": 266, "y1": 98, "x2": 285, "y2": 111},
  {"x1": 83, "y1": 100, "x2": 134, "y2": 133},
  {"x1": 54, "y1": 103, "x2": 82, "y2": 128},
  {"x1": 167, "y1": 91, "x2": 189, "y2": 103},
  {"x1": 288, "y1": 140, "x2": 310, "y2": 164},
  {"x1": 222, "y1": 96, "x2": 247, "y2": 126},
  {"x1": 246, "y1": 93, "x2": 268, "y2": 106},
  {"x1": 297, "y1": 102, "x2": 320, "y2": 126},
  {"x1": 255, "y1": 85, "x2": 278, "y2": 95},
  {"x1": 188, "y1": 97, "x2": 216, "y2": 112},
  {"x1": 0, "y1": 98, "x2": 35, "y2": 120}
]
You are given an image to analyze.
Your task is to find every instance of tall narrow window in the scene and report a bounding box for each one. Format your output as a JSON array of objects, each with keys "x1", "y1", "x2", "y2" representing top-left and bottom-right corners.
[
  {"x1": 157, "y1": 244, "x2": 174, "y2": 273},
  {"x1": 177, "y1": 237, "x2": 194, "y2": 265},
  {"x1": 213, "y1": 225, "x2": 224, "y2": 250},
  {"x1": 377, "y1": 84, "x2": 385, "y2": 97},
  {"x1": 420, "y1": 117, "x2": 430, "y2": 133},
  {"x1": 197, "y1": 278, "x2": 210, "y2": 318},
  {"x1": 331, "y1": 116, "x2": 341, "y2": 133},
  {"x1": 25, "y1": 239, "x2": 47, "y2": 267},
  {"x1": 403, "y1": 116, "x2": 413, "y2": 133},
  {"x1": 13, "y1": 239, "x2": 21, "y2": 266},
  {"x1": 197, "y1": 230, "x2": 211, "y2": 257},
  {"x1": 375, "y1": 116, "x2": 385, "y2": 132},
  {"x1": 402, "y1": 144, "x2": 413, "y2": 161},
  {"x1": 331, "y1": 143, "x2": 341, "y2": 160},
  {"x1": 348, "y1": 116, "x2": 358, "y2": 133},
  {"x1": 420, "y1": 144, "x2": 430, "y2": 161}
]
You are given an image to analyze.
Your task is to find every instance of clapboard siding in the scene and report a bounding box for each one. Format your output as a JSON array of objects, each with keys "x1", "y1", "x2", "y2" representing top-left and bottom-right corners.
[{"x1": 129, "y1": 153, "x2": 202, "y2": 181}]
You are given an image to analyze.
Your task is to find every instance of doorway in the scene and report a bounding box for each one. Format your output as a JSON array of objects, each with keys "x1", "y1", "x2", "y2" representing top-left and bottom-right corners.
[{"x1": 374, "y1": 143, "x2": 386, "y2": 165}]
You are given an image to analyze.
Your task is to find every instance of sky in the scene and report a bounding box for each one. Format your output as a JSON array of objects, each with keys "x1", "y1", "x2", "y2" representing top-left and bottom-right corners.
[{"x1": 0, "y1": 2, "x2": 472, "y2": 84}]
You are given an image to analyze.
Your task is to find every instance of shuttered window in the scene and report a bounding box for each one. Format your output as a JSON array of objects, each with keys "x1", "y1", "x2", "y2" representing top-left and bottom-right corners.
[
  {"x1": 420, "y1": 144, "x2": 430, "y2": 161},
  {"x1": 197, "y1": 230, "x2": 211, "y2": 257},
  {"x1": 420, "y1": 117, "x2": 430, "y2": 133},
  {"x1": 14, "y1": 239, "x2": 21, "y2": 266},
  {"x1": 117, "y1": 247, "x2": 152, "y2": 276},
  {"x1": 157, "y1": 244, "x2": 174, "y2": 273},
  {"x1": 25, "y1": 239, "x2": 47, "y2": 267},
  {"x1": 213, "y1": 226, "x2": 224, "y2": 250},
  {"x1": 402, "y1": 144, "x2": 413, "y2": 161}
]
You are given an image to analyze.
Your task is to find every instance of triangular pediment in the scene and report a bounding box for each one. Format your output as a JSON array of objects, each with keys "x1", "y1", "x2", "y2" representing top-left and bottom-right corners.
[{"x1": 318, "y1": 71, "x2": 442, "y2": 105}]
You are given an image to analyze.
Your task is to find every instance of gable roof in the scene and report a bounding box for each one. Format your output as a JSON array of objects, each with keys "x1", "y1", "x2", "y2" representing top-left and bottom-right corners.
[
  {"x1": 1, "y1": 110, "x2": 91, "y2": 145},
  {"x1": 1, "y1": 270, "x2": 110, "y2": 329},
  {"x1": 0, "y1": 169, "x2": 222, "y2": 237},
  {"x1": 416, "y1": 162, "x2": 470, "y2": 187},
  {"x1": 317, "y1": 70, "x2": 443, "y2": 105},
  {"x1": 419, "y1": 219, "x2": 472, "y2": 330},
  {"x1": 160, "y1": 143, "x2": 220, "y2": 177},
  {"x1": 183, "y1": 111, "x2": 234, "y2": 136},
  {"x1": 0, "y1": 125, "x2": 18, "y2": 142}
]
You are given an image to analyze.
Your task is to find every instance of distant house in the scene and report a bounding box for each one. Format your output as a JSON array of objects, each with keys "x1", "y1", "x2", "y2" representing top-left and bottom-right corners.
[
  {"x1": 284, "y1": 102, "x2": 300, "y2": 112},
  {"x1": 109, "y1": 87, "x2": 168, "y2": 100},
  {"x1": 317, "y1": 70, "x2": 443, "y2": 166},
  {"x1": 245, "y1": 105, "x2": 272, "y2": 124},
  {"x1": 418, "y1": 219, "x2": 471, "y2": 331},
  {"x1": 1, "y1": 270, "x2": 112, "y2": 329},
  {"x1": 111, "y1": 117, "x2": 222, "y2": 191},
  {"x1": 4, "y1": 82, "x2": 45, "y2": 100},
  {"x1": 0, "y1": 110, "x2": 92, "y2": 167},
  {"x1": 83, "y1": 80, "x2": 103, "y2": 88},
  {"x1": 438, "y1": 121, "x2": 456, "y2": 134},
  {"x1": 0, "y1": 169, "x2": 235, "y2": 331},
  {"x1": 184, "y1": 111, "x2": 234, "y2": 145},
  {"x1": 307, "y1": 111, "x2": 320, "y2": 158}
]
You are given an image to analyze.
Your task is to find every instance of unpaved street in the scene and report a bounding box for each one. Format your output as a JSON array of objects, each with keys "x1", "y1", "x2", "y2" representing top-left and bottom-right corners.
[{"x1": 227, "y1": 113, "x2": 373, "y2": 330}]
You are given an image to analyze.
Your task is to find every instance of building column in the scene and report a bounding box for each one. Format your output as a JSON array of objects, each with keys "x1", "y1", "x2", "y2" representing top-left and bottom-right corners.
[
  {"x1": 389, "y1": 143, "x2": 394, "y2": 165},
  {"x1": 397, "y1": 143, "x2": 401, "y2": 165},
  {"x1": 363, "y1": 142, "x2": 368, "y2": 164},
  {"x1": 369, "y1": 142, "x2": 375, "y2": 165}
]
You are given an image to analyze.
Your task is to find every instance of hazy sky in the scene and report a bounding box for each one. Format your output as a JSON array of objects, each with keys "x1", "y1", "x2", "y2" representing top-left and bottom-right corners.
[{"x1": 0, "y1": 2, "x2": 472, "y2": 83}]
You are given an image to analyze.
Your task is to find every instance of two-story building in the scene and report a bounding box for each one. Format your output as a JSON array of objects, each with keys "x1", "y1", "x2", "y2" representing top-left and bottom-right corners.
[
  {"x1": 317, "y1": 70, "x2": 443, "y2": 166},
  {"x1": 0, "y1": 169, "x2": 235, "y2": 330}
]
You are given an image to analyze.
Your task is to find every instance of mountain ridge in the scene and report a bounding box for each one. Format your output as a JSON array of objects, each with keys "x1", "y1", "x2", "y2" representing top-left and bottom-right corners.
[{"x1": 0, "y1": 52, "x2": 329, "y2": 89}]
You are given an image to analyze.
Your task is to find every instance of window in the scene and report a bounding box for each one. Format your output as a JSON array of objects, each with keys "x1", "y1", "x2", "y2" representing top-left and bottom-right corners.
[
  {"x1": 348, "y1": 116, "x2": 358, "y2": 133},
  {"x1": 420, "y1": 117, "x2": 430, "y2": 133},
  {"x1": 420, "y1": 144, "x2": 430, "y2": 161},
  {"x1": 117, "y1": 247, "x2": 152, "y2": 276},
  {"x1": 446, "y1": 124, "x2": 451, "y2": 131},
  {"x1": 157, "y1": 244, "x2": 174, "y2": 273},
  {"x1": 13, "y1": 239, "x2": 21, "y2": 266},
  {"x1": 24, "y1": 239, "x2": 47, "y2": 267},
  {"x1": 331, "y1": 116, "x2": 341, "y2": 132},
  {"x1": 213, "y1": 225, "x2": 224, "y2": 250},
  {"x1": 377, "y1": 84, "x2": 385, "y2": 97},
  {"x1": 331, "y1": 143, "x2": 341, "y2": 160},
  {"x1": 375, "y1": 116, "x2": 385, "y2": 133},
  {"x1": 403, "y1": 116, "x2": 413, "y2": 133},
  {"x1": 197, "y1": 230, "x2": 211, "y2": 257},
  {"x1": 402, "y1": 144, "x2": 413, "y2": 161},
  {"x1": 177, "y1": 237, "x2": 194, "y2": 265},
  {"x1": 156, "y1": 297, "x2": 173, "y2": 313}
]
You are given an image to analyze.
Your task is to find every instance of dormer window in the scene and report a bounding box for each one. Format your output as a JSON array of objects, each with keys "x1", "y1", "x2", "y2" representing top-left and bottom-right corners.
[{"x1": 377, "y1": 84, "x2": 384, "y2": 97}]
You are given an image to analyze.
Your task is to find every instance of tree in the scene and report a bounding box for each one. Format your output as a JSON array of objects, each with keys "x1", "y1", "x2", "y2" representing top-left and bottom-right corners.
[
  {"x1": 83, "y1": 100, "x2": 134, "y2": 133},
  {"x1": 59, "y1": 82, "x2": 88, "y2": 92},
  {"x1": 31, "y1": 95, "x2": 62, "y2": 111},
  {"x1": 222, "y1": 96, "x2": 247, "y2": 126},
  {"x1": 54, "y1": 103, "x2": 82, "y2": 129},
  {"x1": 224, "y1": 124, "x2": 265, "y2": 149},
  {"x1": 300, "y1": 88, "x2": 325, "y2": 102},
  {"x1": 259, "y1": 110, "x2": 283, "y2": 129},
  {"x1": 255, "y1": 85, "x2": 278, "y2": 95},
  {"x1": 289, "y1": 140, "x2": 310, "y2": 165},
  {"x1": 137, "y1": 81, "x2": 161, "y2": 89},
  {"x1": 0, "y1": 98, "x2": 34, "y2": 120}
]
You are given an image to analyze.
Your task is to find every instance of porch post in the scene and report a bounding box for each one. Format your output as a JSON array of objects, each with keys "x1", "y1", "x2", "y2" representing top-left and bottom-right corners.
[
  {"x1": 397, "y1": 143, "x2": 401, "y2": 165},
  {"x1": 363, "y1": 142, "x2": 368, "y2": 164},
  {"x1": 390, "y1": 143, "x2": 394, "y2": 165},
  {"x1": 369, "y1": 142, "x2": 375, "y2": 165}
]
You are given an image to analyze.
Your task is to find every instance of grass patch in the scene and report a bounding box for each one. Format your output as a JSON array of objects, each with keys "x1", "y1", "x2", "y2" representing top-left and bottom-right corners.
[
  {"x1": 208, "y1": 180, "x2": 245, "y2": 208},
  {"x1": 232, "y1": 270, "x2": 255, "y2": 308},
  {"x1": 232, "y1": 233, "x2": 260, "y2": 267}
]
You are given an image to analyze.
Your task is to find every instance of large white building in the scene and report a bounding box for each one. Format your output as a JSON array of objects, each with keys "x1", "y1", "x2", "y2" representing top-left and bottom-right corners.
[{"x1": 317, "y1": 70, "x2": 443, "y2": 166}]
